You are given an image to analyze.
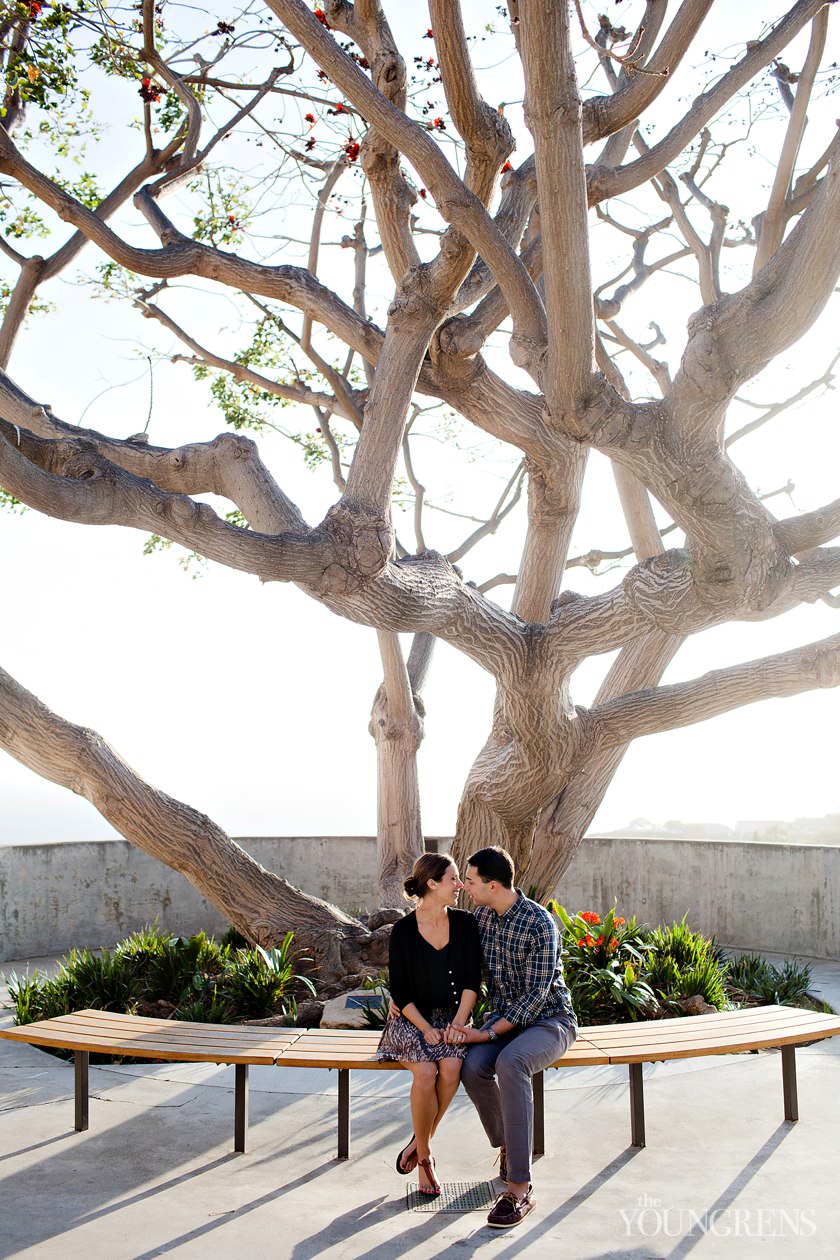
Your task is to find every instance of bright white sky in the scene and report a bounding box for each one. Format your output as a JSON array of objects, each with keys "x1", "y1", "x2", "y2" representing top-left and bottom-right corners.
[{"x1": 1, "y1": 2, "x2": 838, "y2": 845}]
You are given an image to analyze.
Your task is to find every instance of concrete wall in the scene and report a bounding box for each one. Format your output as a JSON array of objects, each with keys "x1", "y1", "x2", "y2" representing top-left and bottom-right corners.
[
  {"x1": 1, "y1": 834, "x2": 838, "y2": 962},
  {"x1": 0, "y1": 837, "x2": 379, "y2": 962},
  {"x1": 556, "y1": 835, "x2": 840, "y2": 960}
]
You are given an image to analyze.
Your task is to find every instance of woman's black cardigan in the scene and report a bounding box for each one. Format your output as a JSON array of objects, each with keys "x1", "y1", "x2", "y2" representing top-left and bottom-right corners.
[{"x1": 388, "y1": 908, "x2": 483, "y2": 1020}]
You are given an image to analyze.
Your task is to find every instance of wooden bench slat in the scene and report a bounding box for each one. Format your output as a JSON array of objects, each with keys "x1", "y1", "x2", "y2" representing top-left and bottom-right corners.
[
  {"x1": 0, "y1": 1027, "x2": 280, "y2": 1063},
  {"x1": 0, "y1": 1022, "x2": 301, "y2": 1052}
]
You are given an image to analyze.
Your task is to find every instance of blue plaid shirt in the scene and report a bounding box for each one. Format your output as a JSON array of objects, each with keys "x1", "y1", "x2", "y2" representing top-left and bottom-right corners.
[{"x1": 474, "y1": 891, "x2": 575, "y2": 1027}]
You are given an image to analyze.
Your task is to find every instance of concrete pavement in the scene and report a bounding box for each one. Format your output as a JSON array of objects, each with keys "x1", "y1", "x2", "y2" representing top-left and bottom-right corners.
[{"x1": 1, "y1": 957, "x2": 839, "y2": 1260}]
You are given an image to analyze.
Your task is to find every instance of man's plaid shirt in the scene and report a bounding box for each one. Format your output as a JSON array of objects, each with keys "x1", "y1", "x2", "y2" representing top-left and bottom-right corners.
[{"x1": 474, "y1": 892, "x2": 575, "y2": 1027}]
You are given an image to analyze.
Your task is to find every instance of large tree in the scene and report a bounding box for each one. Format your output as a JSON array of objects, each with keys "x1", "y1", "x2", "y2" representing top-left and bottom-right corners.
[{"x1": 1, "y1": 0, "x2": 839, "y2": 980}]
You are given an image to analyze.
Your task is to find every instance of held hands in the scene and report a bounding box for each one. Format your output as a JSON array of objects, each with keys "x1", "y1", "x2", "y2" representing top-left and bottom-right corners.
[
  {"x1": 423, "y1": 1026, "x2": 443, "y2": 1046},
  {"x1": 447, "y1": 1022, "x2": 485, "y2": 1045}
]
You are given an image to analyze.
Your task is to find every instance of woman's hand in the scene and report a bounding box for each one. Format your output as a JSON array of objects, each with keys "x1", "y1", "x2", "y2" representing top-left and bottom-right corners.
[
  {"x1": 423, "y1": 1026, "x2": 443, "y2": 1046},
  {"x1": 444, "y1": 1024, "x2": 468, "y2": 1045},
  {"x1": 448, "y1": 1022, "x2": 487, "y2": 1045}
]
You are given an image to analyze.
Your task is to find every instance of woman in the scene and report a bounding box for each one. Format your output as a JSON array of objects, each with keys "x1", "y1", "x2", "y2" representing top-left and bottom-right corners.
[{"x1": 377, "y1": 852, "x2": 482, "y2": 1196}]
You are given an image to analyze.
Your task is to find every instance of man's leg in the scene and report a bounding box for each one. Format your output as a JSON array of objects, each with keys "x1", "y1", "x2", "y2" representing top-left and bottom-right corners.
[
  {"x1": 460, "y1": 1038, "x2": 506, "y2": 1150},
  {"x1": 496, "y1": 1018, "x2": 576, "y2": 1188}
]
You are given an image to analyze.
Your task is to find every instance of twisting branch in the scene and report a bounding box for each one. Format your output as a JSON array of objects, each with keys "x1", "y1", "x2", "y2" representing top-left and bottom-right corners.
[
  {"x1": 588, "y1": 0, "x2": 831, "y2": 204},
  {"x1": 591, "y1": 630, "x2": 840, "y2": 750},
  {"x1": 266, "y1": 0, "x2": 547, "y2": 363},
  {"x1": 753, "y1": 8, "x2": 830, "y2": 272}
]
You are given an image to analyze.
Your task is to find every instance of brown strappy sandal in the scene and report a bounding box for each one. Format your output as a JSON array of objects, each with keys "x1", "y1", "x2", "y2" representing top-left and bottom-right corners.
[{"x1": 418, "y1": 1155, "x2": 441, "y2": 1197}]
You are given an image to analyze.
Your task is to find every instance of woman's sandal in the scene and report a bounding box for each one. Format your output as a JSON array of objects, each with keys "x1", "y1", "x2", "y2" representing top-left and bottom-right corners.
[
  {"x1": 418, "y1": 1155, "x2": 441, "y2": 1198},
  {"x1": 396, "y1": 1135, "x2": 417, "y2": 1175}
]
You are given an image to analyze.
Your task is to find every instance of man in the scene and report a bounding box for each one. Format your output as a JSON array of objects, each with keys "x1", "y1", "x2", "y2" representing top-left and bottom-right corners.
[{"x1": 450, "y1": 845, "x2": 577, "y2": 1230}]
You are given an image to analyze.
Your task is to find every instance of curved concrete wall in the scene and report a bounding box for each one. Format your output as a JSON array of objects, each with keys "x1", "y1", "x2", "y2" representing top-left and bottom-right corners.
[{"x1": 1, "y1": 834, "x2": 838, "y2": 961}]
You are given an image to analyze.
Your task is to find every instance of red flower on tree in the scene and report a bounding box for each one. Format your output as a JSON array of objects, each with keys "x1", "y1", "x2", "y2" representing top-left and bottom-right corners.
[
  {"x1": 305, "y1": 137, "x2": 316, "y2": 151},
  {"x1": 344, "y1": 138, "x2": 360, "y2": 162},
  {"x1": 28, "y1": 1, "x2": 43, "y2": 17},
  {"x1": 139, "y1": 77, "x2": 163, "y2": 104},
  {"x1": 315, "y1": 8, "x2": 330, "y2": 28},
  {"x1": 501, "y1": 161, "x2": 512, "y2": 172},
  {"x1": 431, "y1": 116, "x2": 445, "y2": 131},
  {"x1": 304, "y1": 112, "x2": 315, "y2": 124}
]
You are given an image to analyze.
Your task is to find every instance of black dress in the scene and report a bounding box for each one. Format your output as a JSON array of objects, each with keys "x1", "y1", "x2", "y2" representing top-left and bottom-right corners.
[{"x1": 376, "y1": 908, "x2": 483, "y2": 1063}]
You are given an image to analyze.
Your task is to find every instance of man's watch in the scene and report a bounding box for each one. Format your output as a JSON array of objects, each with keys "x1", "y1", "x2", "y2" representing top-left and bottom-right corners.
[{"x1": 485, "y1": 1026, "x2": 499, "y2": 1042}]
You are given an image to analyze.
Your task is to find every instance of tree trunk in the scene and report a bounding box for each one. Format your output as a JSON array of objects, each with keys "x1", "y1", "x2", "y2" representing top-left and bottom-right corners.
[{"x1": 369, "y1": 630, "x2": 432, "y2": 904}]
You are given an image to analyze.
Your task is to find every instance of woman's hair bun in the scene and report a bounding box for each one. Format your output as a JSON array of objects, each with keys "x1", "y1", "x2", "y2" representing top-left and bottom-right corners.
[{"x1": 403, "y1": 853, "x2": 455, "y2": 902}]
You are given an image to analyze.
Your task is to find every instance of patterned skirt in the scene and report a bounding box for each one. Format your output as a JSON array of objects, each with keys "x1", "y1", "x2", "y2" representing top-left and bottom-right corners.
[{"x1": 376, "y1": 1006, "x2": 467, "y2": 1063}]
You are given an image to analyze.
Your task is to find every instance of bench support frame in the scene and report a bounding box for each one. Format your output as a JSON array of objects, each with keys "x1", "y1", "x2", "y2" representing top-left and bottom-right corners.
[
  {"x1": 629, "y1": 1062, "x2": 645, "y2": 1147},
  {"x1": 74, "y1": 1050, "x2": 89, "y2": 1132},
  {"x1": 338, "y1": 1069, "x2": 350, "y2": 1159},
  {"x1": 235, "y1": 1064, "x2": 249, "y2": 1153},
  {"x1": 532, "y1": 1071, "x2": 545, "y2": 1156},
  {"x1": 781, "y1": 1045, "x2": 798, "y2": 1122}
]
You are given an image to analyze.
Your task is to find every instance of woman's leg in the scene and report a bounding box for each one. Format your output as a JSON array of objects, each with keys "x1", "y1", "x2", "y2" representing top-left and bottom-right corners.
[
  {"x1": 430, "y1": 1057, "x2": 462, "y2": 1139},
  {"x1": 403, "y1": 1062, "x2": 440, "y2": 1191}
]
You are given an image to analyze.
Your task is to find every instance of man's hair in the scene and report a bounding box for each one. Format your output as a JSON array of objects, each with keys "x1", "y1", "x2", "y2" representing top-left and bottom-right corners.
[{"x1": 467, "y1": 846, "x2": 515, "y2": 888}]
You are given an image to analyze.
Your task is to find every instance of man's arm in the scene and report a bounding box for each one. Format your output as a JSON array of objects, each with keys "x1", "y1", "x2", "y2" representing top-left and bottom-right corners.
[{"x1": 501, "y1": 914, "x2": 560, "y2": 1027}]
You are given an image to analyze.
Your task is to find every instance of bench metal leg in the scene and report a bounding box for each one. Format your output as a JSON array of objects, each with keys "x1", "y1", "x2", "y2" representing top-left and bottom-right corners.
[
  {"x1": 629, "y1": 1063, "x2": 645, "y2": 1147},
  {"x1": 338, "y1": 1069, "x2": 350, "y2": 1160},
  {"x1": 532, "y1": 1070, "x2": 545, "y2": 1156},
  {"x1": 234, "y1": 1064, "x2": 249, "y2": 1153},
  {"x1": 74, "y1": 1050, "x2": 89, "y2": 1132},
  {"x1": 781, "y1": 1045, "x2": 799, "y2": 1122}
]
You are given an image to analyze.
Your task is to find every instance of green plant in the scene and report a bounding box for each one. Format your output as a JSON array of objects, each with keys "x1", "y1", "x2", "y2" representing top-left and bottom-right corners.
[
  {"x1": 359, "y1": 971, "x2": 391, "y2": 1030},
  {"x1": 220, "y1": 925, "x2": 249, "y2": 950},
  {"x1": 552, "y1": 904, "x2": 657, "y2": 1024},
  {"x1": 219, "y1": 935, "x2": 315, "y2": 1021},
  {"x1": 725, "y1": 953, "x2": 815, "y2": 1007},
  {"x1": 640, "y1": 919, "x2": 729, "y2": 1012},
  {"x1": 9, "y1": 926, "x2": 316, "y2": 1044}
]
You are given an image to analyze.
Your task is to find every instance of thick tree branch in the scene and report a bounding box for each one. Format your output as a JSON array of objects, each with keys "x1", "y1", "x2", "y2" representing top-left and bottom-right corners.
[
  {"x1": 776, "y1": 499, "x2": 840, "y2": 553},
  {"x1": 753, "y1": 8, "x2": 829, "y2": 272},
  {"x1": 591, "y1": 630, "x2": 840, "y2": 749},
  {"x1": 266, "y1": 0, "x2": 547, "y2": 364},
  {"x1": 671, "y1": 131, "x2": 840, "y2": 427},
  {"x1": 520, "y1": 0, "x2": 593, "y2": 412},
  {"x1": 0, "y1": 419, "x2": 344, "y2": 587},
  {"x1": 588, "y1": 0, "x2": 831, "y2": 205},
  {"x1": 583, "y1": 0, "x2": 713, "y2": 145},
  {"x1": 0, "y1": 662, "x2": 376, "y2": 977}
]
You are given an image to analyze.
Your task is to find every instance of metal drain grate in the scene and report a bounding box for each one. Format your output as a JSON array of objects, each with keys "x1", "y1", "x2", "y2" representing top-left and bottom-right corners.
[{"x1": 406, "y1": 1180, "x2": 497, "y2": 1213}]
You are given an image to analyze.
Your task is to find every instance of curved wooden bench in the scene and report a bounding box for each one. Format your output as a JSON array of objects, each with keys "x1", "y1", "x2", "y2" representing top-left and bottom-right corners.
[{"x1": 2, "y1": 1004, "x2": 839, "y2": 1159}]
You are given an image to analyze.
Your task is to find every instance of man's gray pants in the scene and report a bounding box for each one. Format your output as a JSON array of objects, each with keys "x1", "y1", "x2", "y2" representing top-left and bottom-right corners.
[{"x1": 461, "y1": 1016, "x2": 577, "y2": 1185}]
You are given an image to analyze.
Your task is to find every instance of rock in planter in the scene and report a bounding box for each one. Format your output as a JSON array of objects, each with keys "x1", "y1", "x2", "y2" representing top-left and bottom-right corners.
[
  {"x1": 295, "y1": 999, "x2": 325, "y2": 1028},
  {"x1": 367, "y1": 908, "x2": 405, "y2": 931},
  {"x1": 679, "y1": 994, "x2": 717, "y2": 1016},
  {"x1": 321, "y1": 986, "x2": 390, "y2": 1030}
]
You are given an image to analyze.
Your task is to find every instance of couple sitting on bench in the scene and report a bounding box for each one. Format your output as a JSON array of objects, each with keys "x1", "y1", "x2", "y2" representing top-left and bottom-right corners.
[{"x1": 375, "y1": 845, "x2": 577, "y2": 1230}]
